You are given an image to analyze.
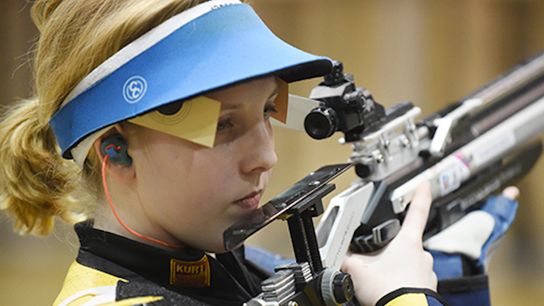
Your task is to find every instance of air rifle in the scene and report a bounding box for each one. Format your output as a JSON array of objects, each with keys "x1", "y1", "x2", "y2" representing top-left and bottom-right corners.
[{"x1": 226, "y1": 52, "x2": 544, "y2": 306}]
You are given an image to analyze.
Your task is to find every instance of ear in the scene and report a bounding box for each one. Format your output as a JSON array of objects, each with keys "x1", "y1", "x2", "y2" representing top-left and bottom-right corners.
[{"x1": 92, "y1": 125, "x2": 136, "y2": 184}]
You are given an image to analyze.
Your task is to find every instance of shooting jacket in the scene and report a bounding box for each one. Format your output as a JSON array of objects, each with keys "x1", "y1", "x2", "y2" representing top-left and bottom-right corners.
[
  {"x1": 54, "y1": 221, "x2": 476, "y2": 306},
  {"x1": 54, "y1": 221, "x2": 265, "y2": 305}
]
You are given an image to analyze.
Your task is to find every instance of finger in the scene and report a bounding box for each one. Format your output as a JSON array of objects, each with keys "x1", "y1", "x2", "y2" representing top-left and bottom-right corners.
[
  {"x1": 502, "y1": 186, "x2": 519, "y2": 200},
  {"x1": 341, "y1": 255, "x2": 371, "y2": 273},
  {"x1": 400, "y1": 181, "x2": 432, "y2": 239},
  {"x1": 341, "y1": 255, "x2": 357, "y2": 273},
  {"x1": 341, "y1": 252, "x2": 380, "y2": 270}
]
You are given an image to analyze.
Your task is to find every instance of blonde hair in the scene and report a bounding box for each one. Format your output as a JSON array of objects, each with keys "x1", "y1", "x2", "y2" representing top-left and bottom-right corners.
[{"x1": 0, "y1": 0, "x2": 214, "y2": 235}]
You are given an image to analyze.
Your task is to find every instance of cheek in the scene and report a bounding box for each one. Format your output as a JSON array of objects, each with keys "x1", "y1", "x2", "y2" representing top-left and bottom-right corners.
[
  {"x1": 141, "y1": 144, "x2": 236, "y2": 213},
  {"x1": 186, "y1": 150, "x2": 238, "y2": 204},
  {"x1": 135, "y1": 142, "x2": 191, "y2": 206}
]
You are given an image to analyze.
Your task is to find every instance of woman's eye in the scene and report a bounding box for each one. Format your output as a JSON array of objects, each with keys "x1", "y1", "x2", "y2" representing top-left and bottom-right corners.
[
  {"x1": 264, "y1": 104, "x2": 278, "y2": 119},
  {"x1": 217, "y1": 117, "x2": 234, "y2": 132}
]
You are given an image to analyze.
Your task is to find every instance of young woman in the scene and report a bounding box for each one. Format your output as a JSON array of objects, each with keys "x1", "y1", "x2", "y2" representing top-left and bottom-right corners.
[{"x1": 0, "y1": 1, "x2": 452, "y2": 305}]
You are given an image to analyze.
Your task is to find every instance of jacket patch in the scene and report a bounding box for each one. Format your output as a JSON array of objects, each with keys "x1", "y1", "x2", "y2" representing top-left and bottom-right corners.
[{"x1": 169, "y1": 256, "x2": 211, "y2": 288}]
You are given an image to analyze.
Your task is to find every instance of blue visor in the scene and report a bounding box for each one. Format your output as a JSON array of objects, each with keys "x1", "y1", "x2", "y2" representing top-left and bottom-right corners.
[{"x1": 50, "y1": 1, "x2": 332, "y2": 159}]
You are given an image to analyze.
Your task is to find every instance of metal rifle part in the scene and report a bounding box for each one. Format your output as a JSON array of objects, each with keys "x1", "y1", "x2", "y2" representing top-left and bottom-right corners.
[
  {"x1": 307, "y1": 53, "x2": 544, "y2": 253},
  {"x1": 351, "y1": 141, "x2": 542, "y2": 252},
  {"x1": 305, "y1": 61, "x2": 424, "y2": 182},
  {"x1": 245, "y1": 263, "x2": 355, "y2": 306},
  {"x1": 430, "y1": 52, "x2": 544, "y2": 156},
  {"x1": 423, "y1": 142, "x2": 542, "y2": 239},
  {"x1": 390, "y1": 96, "x2": 544, "y2": 214},
  {"x1": 390, "y1": 52, "x2": 544, "y2": 213},
  {"x1": 223, "y1": 163, "x2": 352, "y2": 252},
  {"x1": 226, "y1": 163, "x2": 357, "y2": 306},
  {"x1": 316, "y1": 181, "x2": 374, "y2": 270},
  {"x1": 240, "y1": 52, "x2": 544, "y2": 305}
]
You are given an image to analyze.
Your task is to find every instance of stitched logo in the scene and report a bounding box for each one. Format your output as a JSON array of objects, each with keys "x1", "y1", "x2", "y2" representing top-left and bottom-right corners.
[
  {"x1": 169, "y1": 256, "x2": 211, "y2": 288},
  {"x1": 123, "y1": 76, "x2": 147, "y2": 104}
]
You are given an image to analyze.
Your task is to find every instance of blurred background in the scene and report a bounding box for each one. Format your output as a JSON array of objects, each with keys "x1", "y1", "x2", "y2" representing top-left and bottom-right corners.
[{"x1": 1, "y1": 0, "x2": 544, "y2": 305}]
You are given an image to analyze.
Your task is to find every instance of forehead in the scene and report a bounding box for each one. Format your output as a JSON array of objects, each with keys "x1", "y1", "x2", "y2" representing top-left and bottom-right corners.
[{"x1": 205, "y1": 76, "x2": 278, "y2": 106}]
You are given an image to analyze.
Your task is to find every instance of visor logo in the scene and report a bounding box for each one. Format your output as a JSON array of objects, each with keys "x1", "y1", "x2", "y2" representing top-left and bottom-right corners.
[{"x1": 123, "y1": 76, "x2": 147, "y2": 104}]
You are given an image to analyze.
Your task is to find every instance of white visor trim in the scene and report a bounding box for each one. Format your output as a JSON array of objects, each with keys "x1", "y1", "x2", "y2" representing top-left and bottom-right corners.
[{"x1": 61, "y1": 0, "x2": 242, "y2": 108}]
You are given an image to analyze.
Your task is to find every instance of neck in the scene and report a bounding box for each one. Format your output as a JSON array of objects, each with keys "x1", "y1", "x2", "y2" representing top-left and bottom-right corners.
[{"x1": 93, "y1": 197, "x2": 184, "y2": 250}]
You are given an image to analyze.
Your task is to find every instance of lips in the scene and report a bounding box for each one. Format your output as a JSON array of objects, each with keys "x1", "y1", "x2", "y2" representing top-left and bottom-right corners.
[{"x1": 234, "y1": 190, "x2": 262, "y2": 210}]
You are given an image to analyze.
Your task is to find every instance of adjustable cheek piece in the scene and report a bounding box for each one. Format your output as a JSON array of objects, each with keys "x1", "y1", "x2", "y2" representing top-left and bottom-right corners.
[{"x1": 100, "y1": 134, "x2": 132, "y2": 166}]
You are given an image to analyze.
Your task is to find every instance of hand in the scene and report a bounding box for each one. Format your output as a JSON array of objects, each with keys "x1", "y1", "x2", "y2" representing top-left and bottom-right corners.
[
  {"x1": 424, "y1": 186, "x2": 519, "y2": 279},
  {"x1": 341, "y1": 182, "x2": 437, "y2": 306}
]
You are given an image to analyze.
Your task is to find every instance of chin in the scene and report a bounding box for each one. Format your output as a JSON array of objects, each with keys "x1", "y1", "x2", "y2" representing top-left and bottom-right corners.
[
  {"x1": 185, "y1": 222, "x2": 240, "y2": 253},
  {"x1": 190, "y1": 235, "x2": 228, "y2": 254}
]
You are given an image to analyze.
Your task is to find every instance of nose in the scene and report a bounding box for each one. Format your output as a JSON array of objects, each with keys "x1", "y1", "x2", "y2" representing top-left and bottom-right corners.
[{"x1": 239, "y1": 121, "x2": 278, "y2": 175}]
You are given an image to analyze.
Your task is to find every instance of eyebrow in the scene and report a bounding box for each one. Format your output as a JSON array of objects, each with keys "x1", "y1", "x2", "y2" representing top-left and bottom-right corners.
[{"x1": 222, "y1": 84, "x2": 279, "y2": 110}]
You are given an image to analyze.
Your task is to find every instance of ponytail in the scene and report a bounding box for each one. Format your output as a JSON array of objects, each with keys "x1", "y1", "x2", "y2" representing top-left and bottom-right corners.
[
  {"x1": 1, "y1": 0, "x2": 227, "y2": 235},
  {"x1": 0, "y1": 98, "x2": 85, "y2": 235}
]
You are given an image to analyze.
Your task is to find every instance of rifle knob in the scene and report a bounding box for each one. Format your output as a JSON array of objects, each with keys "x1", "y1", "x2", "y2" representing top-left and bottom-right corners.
[{"x1": 321, "y1": 269, "x2": 354, "y2": 305}]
